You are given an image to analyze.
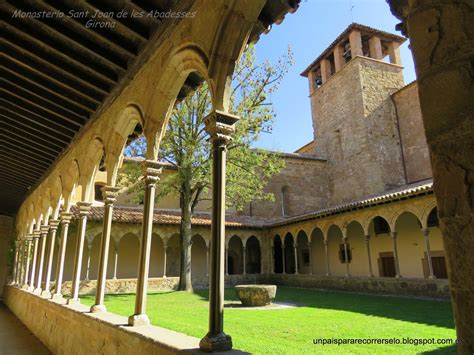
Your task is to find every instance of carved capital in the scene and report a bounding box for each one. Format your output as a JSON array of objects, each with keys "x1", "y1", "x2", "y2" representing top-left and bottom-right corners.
[
  {"x1": 141, "y1": 160, "x2": 163, "y2": 186},
  {"x1": 102, "y1": 186, "x2": 121, "y2": 205},
  {"x1": 49, "y1": 219, "x2": 60, "y2": 232},
  {"x1": 33, "y1": 230, "x2": 41, "y2": 239},
  {"x1": 204, "y1": 110, "x2": 239, "y2": 144},
  {"x1": 60, "y1": 212, "x2": 73, "y2": 225},
  {"x1": 390, "y1": 231, "x2": 398, "y2": 239},
  {"x1": 422, "y1": 228, "x2": 430, "y2": 237},
  {"x1": 40, "y1": 225, "x2": 50, "y2": 236},
  {"x1": 77, "y1": 201, "x2": 92, "y2": 217},
  {"x1": 26, "y1": 233, "x2": 34, "y2": 241}
]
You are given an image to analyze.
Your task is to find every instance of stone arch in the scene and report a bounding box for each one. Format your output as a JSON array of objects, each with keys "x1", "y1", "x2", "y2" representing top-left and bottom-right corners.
[
  {"x1": 191, "y1": 234, "x2": 207, "y2": 278},
  {"x1": 149, "y1": 233, "x2": 165, "y2": 278},
  {"x1": 76, "y1": 137, "x2": 105, "y2": 202},
  {"x1": 421, "y1": 200, "x2": 438, "y2": 229},
  {"x1": 310, "y1": 227, "x2": 326, "y2": 275},
  {"x1": 117, "y1": 232, "x2": 140, "y2": 279},
  {"x1": 345, "y1": 220, "x2": 366, "y2": 276},
  {"x1": 283, "y1": 232, "x2": 296, "y2": 274},
  {"x1": 296, "y1": 230, "x2": 310, "y2": 274},
  {"x1": 228, "y1": 235, "x2": 243, "y2": 275},
  {"x1": 166, "y1": 233, "x2": 181, "y2": 277},
  {"x1": 363, "y1": 213, "x2": 391, "y2": 236},
  {"x1": 327, "y1": 224, "x2": 344, "y2": 276},
  {"x1": 389, "y1": 207, "x2": 423, "y2": 232},
  {"x1": 245, "y1": 236, "x2": 261, "y2": 274}
]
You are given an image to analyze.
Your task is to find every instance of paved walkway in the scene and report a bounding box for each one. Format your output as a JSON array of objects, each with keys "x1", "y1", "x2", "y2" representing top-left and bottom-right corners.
[{"x1": 0, "y1": 301, "x2": 51, "y2": 355}]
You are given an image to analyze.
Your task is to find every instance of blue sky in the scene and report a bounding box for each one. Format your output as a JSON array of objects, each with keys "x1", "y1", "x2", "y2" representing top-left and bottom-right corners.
[{"x1": 253, "y1": 0, "x2": 416, "y2": 152}]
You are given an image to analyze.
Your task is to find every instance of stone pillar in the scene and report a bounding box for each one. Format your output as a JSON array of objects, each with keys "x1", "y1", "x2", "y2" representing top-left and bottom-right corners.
[
  {"x1": 349, "y1": 30, "x2": 363, "y2": 57},
  {"x1": 293, "y1": 243, "x2": 299, "y2": 275},
  {"x1": 422, "y1": 228, "x2": 435, "y2": 279},
  {"x1": 85, "y1": 242, "x2": 92, "y2": 281},
  {"x1": 16, "y1": 242, "x2": 24, "y2": 286},
  {"x1": 42, "y1": 220, "x2": 59, "y2": 297},
  {"x1": 34, "y1": 225, "x2": 49, "y2": 294},
  {"x1": 242, "y1": 246, "x2": 246, "y2": 275},
  {"x1": 281, "y1": 242, "x2": 286, "y2": 274},
  {"x1": 369, "y1": 36, "x2": 383, "y2": 60},
  {"x1": 128, "y1": 160, "x2": 162, "y2": 326},
  {"x1": 206, "y1": 245, "x2": 209, "y2": 277},
  {"x1": 308, "y1": 242, "x2": 313, "y2": 275},
  {"x1": 163, "y1": 241, "x2": 167, "y2": 278},
  {"x1": 67, "y1": 202, "x2": 92, "y2": 305},
  {"x1": 52, "y1": 212, "x2": 72, "y2": 301},
  {"x1": 199, "y1": 110, "x2": 238, "y2": 352},
  {"x1": 112, "y1": 244, "x2": 118, "y2": 280},
  {"x1": 333, "y1": 45, "x2": 345, "y2": 72},
  {"x1": 343, "y1": 237, "x2": 350, "y2": 277},
  {"x1": 22, "y1": 238, "x2": 33, "y2": 289},
  {"x1": 388, "y1": 1, "x2": 474, "y2": 351},
  {"x1": 91, "y1": 186, "x2": 119, "y2": 313},
  {"x1": 390, "y1": 232, "x2": 402, "y2": 278},
  {"x1": 225, "y1": 247, "x2": 229, "y2": 276},
  {"x1": 270, "y1": 245, "x2": 275, "y2": 274},
  {"x1": 387, "y1": 42, "x2": 401, "y2": 65},
  {"x1": 320, "y1": 58, "x2": 332, "y2": 83},
  {"x1": 11, "y1": 242, "x2": 19, "y2": 285},
  {"x1": 365, "y1": 235, "x2": 374, "y2": 277},
  {"x1": 324, "y1": 239, "x2": 330, "y2": 276},
  {"x1": 28, "y1": 232, "x2": 40, "y2": 292}
]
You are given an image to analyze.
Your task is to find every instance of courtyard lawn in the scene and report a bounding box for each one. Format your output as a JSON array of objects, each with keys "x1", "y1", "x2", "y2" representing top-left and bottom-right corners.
[{"x1": 80, "y1": 287, "x2": 456, "y2": 354}]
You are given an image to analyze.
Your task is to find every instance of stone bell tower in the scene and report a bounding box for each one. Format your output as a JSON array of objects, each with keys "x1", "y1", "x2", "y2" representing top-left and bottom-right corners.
[{"x1": 301, "y1": 23, "x2": 408, "y2": 204}]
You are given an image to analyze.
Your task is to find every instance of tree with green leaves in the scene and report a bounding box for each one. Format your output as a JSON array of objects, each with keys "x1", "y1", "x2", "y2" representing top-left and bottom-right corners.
[{"x1": 119, "y1": 44, "x2": 292, "y2": 291}]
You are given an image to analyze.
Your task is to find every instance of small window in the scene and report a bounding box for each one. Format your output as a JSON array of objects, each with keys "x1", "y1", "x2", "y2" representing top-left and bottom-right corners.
[
  {"x1": 339, "y1": 243, "x2": 352, "y2": 263},
  {"x1": 374, "y1": 217, "x2": 390, "y2": 235},
  {"x1": 95, "y1": 183, "x2": 105, "y2": 202}
]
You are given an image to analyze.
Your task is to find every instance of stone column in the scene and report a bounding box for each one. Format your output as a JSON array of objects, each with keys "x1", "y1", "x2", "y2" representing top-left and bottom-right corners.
[
  {"x1": 349, "y1": 30, "x2": 363, "y2": 57},
  {"x1": 11, "y1": 242, "x2": 19, "y2": 285},
  {"x1": 365, "y1": 235, "x2": 374, "y2": 277},
  {"x1": 333, "y1": 45, "x2": 345, "y2": 72},
  {"x1": 390, "y1": 232, "x2": 402, "y2": 278},
  {"x1": 85, "y1": 242, "x2": 92, "y2": 281},
  {"x1": 42, "y1": 220, "x2": 59, "y2": 297},
  {"x1": 225, "y1": 247, "x2": 229, "y2": 275},
  {"x1": 270, "y1": 245, "x2": 275, "y2": 274},
  {"x1": 112, "y1": 244, "x2": 118, "y2": 280},
  {"x1": 320, "y1": 58, "x2": 332, "y2": 83},
  {"x1": 308, "y1": 242, "x2": 313, "y2": 275},
  {"x1": 293, "y1": 243, "x2": 299, "y2": 274},
  {"x1": 22, "y1": 237, "x2": 33, "y2": 289},
  {"x1": 128, "y1": 160, "x2": 162, "y2": 326},
  {"x1": 281, "y1": 242, "x2": 286, "y2": 274},
  {"x1": 422, "y1": 228, "x2": 435, "y2": 279},
  {"x1": 206, "y1": 245, "x2": 209, "y2": 277},
  {"x1": 387, "y1": 42, "x2": 401, "y2": 65},
  {"x1": 16, "y1": 242, "x2": 24, "y2": 286},
  {"x1": 162, "y1": 241, "x2": 167, "y2": 278},
  {"x1": 242, "y1": 246, "x2": 246, "y2": 275},
  {"x1": 388, "y1": 2, "x2": 474, "y2": 351},
  {"x1": 52, "y1": 212, "x2": 72, "y2": 301},
  {"x1": 343, "y1": 237, "x2": 350, "y2": 277},
  {"x1": 199, "y1": 110, "x2": 238, "y2": 352},
  {"x1": 324, "y1": 239, "x2": 330, "y2": 276},
  {"x1": 34, "y1": 225, "x2": 49, "y2": 294},
  {"x1": 28, "y1": 232, "x2": 40, "y2": 292},
  {"x1": 91, "y1": 187, "x2": 119, "y2": 313},
  {"x1": 67, "y1": 202, "x2": 92, "y2": 305},
  {"x1": 369, "y1": 36, "x2": 383, "y2": 60}
]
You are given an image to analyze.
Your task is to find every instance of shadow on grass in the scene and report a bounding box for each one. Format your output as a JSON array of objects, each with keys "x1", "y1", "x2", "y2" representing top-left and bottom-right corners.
[
  {"x1": 191, "y1": 287, "x2": 454, "y2": 329},
  {"x1": 421, "y1": 343, "x2": 457, "y2": 354}
]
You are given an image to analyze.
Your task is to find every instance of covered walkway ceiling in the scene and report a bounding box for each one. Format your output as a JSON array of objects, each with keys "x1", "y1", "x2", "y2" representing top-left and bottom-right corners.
[{"x1": 0, "y1": 0, "x2": 300, "y2": 216}]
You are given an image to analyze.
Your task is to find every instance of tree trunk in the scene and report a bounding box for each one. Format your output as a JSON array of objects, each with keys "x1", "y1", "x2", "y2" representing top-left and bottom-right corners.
[{"x1": 178, "y1": 182, "x2": 193, "y2": 292}]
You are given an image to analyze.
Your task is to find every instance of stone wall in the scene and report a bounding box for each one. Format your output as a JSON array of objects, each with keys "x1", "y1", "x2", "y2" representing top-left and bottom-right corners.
[
  {"x1": 0, "y1": 215, "x2": 14, "y2": 297},
  {"x1": 3, "y1": 286, "x2": 207, "y2": 354},
  {"x1": 392, "y1": 82, "x2": 432, "y2": 183}
]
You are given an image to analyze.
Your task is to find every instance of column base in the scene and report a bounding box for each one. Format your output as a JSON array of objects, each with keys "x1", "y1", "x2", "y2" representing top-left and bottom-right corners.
[
  {"x1": 51, "y1": 293, "x2": 64, "y2": 302},
  {"x1": 67, "y1": 298, "x2": 81, "y2": 306},
  {"x1": 90, "y1": 304, "x2": 107, "y2": 313},
  {"x1": 40, "y1": 290, "x2": 51, "y2": 298},
  {"x1": 21, "y1": 285, "x2": 29, "y2": 290},
  {"x1": 368, "y1": 274, "x2": 374, "y2": 278},
  {"x1": 395, "y1": 274, "x2": 402, "y2": 278},
  {"x1": 428, "y1": 275, "x2": 437, "y2": 279},
  {"x1": 199, "y1": 332, "x2": 232, "y2": 352},
  {"x1": 128, "y1": 313, "x2": 150, "y2": 326},
  {"x1": 33, "y1": 288, "x2": 42, "y2": 295},
  {"x1": 27, "y1": 286, "x2": 35, "y2": 293}
]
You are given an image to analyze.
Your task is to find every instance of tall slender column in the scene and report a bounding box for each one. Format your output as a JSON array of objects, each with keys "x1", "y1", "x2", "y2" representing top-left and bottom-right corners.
[
  {"x1": 390, "y1": 232, "x2": 402, "y2": 278},
  {"x1": 34, "y1": 226, "x2": 49, "y2": 294},
  {"x1": 112, "y1": 244, "x2": 118, "y2": 280},
  {"x1": 28, "y1": 232, "x2": 40, "y2": 292},
  {"x1": 324, "y1": 239, "x2": 330, "y2": 276},
  {"x1": 242, "y1": 246, "x2": 246, "y2": 275},
  {"x1": 162, "y1": 241, "x2": 167, "y2": 278},
  {"x1": 42, "y1": 220, "x2": 59, "y2": 297},
  {"x1": 365, "y1": 235, "x2": 374, "y2": 277},
  {"x1": 91, "y1": 186, "x2": 119, "y2": 312},
  {"x1": 422, "y1": 228, "x2": 435, "y2": 279},
  {"x1": 17, "y1": 242, "x2": 24, "y2": 286},
  {"x1": 11, "y1": 241, "x2": 19, "y2": 285},
  {"x1": 199, "y1": 110, "x2": 238, "y2": 352},
  {"x1": 225, "y1": 247, "x2": 229, "y2": 275},
  {"x1": 52, "y1": 212, "x2": 72, "y2": 301},
  {"x1": 206, "y1": 245, "x2": 209, "y2": 277},
  {"x1": 85, "y1": 242, "x2": 92, "y2": 281},
  {"x1": 343, "y1": 237, "x2": 350, "y2": 277},
  {"x1": 22, "y1": 238, "x2": 33, "y2": 289},
  {"x1": 282, "y1": 242, "x2": 286, "y2": 274},
  {"x1": 67, "y1": 202, "x2": 92, "y2": 305},
  {"x1": 308, "y1": 241, "x2": 313, "y2": 275},
  {"x1": 128, "y1": 160, "x2": 162, "y2": 326},
  {"x1": 294, "y1": 243, "x2": 299, "y2": 274}
]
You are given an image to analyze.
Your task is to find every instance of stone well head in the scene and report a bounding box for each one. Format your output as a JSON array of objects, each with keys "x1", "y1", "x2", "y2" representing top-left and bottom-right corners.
[{"x1": 235, "y1": 285, "x2": 277, "y2": 307}]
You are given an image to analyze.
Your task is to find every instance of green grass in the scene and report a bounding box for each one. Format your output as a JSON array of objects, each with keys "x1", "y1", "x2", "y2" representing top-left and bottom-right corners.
[{"x1": 81, "y1": 287, "x2": 457, "y2": 354}]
